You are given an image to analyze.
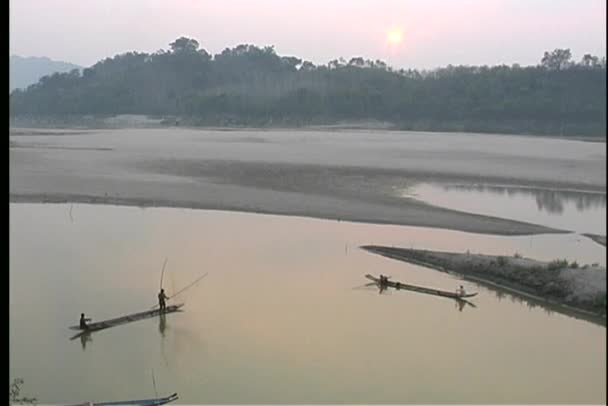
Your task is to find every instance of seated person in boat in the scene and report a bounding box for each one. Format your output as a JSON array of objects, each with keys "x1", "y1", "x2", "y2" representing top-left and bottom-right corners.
[
  {"x1": 158, "y1": 289, "x2": 169, "y2": 312},
  {"x1": 457, "y1": 285, "x2": 466, "y2": 297},
  {"x1": 80, "y1": 313, "x2": 91, "y2": 329}
]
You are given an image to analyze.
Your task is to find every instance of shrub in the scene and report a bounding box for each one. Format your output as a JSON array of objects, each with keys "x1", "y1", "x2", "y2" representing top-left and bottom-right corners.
[
  {"x1": 9, "y1": 378, "x2": 37, "y2": 405},
  {"x1": 547, "y1": 259, "x2": 569, "y2": 271}
]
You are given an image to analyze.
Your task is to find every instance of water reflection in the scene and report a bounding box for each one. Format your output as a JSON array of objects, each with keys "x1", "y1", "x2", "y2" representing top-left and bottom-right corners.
[
  {"x1": 10, "y1": 203, "x2": 606, "y2": 404},
  {"x1": 467, "y1": 277, "x2": 604, "y2": 326},
  {"x1": 406, "y1": 183, "x2": 607, "y2": 234},
  {"x1": 159, "y1": 313, "x2": 166, "y2": 337},
  {"x1": 442, "y1": 184, "x2": 606, "y2": 214},
  {"x1": 79, "y1": 332, "x2": 92, "y2": 351},
  {"x1": 159, "y1": 314, "x2": 170, "y2": 368}
]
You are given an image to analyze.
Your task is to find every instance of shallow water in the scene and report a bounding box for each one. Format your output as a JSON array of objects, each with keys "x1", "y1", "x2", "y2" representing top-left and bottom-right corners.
[
  {"x1": 9, "y1": 203, "x2": 606, "y2": 404},
  {"x1": 404, "y1": 183, "x2": 607, "y2": 235}
]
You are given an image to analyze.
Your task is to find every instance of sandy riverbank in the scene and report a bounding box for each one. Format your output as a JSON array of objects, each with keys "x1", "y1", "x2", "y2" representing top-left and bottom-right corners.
[
  {"x1": 9, "y1": 127, "x2": 605, "y2": 235},
  {"x1": 362, "y1": 245, "x2": 606, "y2": 322},
  {"x1": 583, "y1": 233, "x2": 607, "y2": 246}
]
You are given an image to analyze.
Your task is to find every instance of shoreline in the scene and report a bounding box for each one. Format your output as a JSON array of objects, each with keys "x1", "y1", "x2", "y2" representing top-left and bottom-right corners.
[
  {"x1": 9, "y1": 193, "x2": 567, "y2": 237},
  {"x1": 361, "y1": 245, "x2": 606, "y2": 325},
  {"x1": 10, "y1": 127, "x2": 604, "y2": 237},
  {"x1": 9, "y1": 123, "x2": 607, "y2": 143},
  {"x1": 583, "y1": 233, "x2": 607, "y2": 247}
]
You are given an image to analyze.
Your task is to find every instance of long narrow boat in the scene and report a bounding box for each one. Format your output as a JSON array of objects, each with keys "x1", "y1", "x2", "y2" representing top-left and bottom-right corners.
[
  {"x1": 365, "y1": 274, "x2": 477, "y2": 299},
  {"x1": 68, "y1": 304, "x2": 184, "y2": 338},
  {"x1": 67, "y1": 392, "x2": 178, "y2": 406}
]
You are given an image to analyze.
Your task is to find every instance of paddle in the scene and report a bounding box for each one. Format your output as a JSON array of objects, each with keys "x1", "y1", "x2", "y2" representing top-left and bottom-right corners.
[{"x1": 352, "y1": 282, "x2": 378, "y2": 290}]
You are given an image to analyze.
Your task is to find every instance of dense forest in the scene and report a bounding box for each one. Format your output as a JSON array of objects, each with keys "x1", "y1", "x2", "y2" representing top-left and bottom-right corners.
[{"x1": 9, "y1": 37, "x2": 606, "y2": 136}]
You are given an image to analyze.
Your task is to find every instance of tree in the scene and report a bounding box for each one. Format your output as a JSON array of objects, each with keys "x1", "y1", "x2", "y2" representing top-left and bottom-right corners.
[
  {"x1": 197, "y1": 48, "x2": 212, "y2": 61},
  {"x1": 541, "y1": 48, "x2": 572, "y2": 71},
  {"x1": 169, "y1": 37, "x2": 199, "y2": 53},
  {"x1": 300, "y1": 61, "x2": 316, "y2": 71},
  {"x1": 8, "y1": 45, "x2": 606, "y2": 138},
  {"x1": 373, "y1": 59, "x2": 388, "y2": 70},
  {"x1": 327, "y1": 59, "x2": 340, "y2": 69},
  {"x1": 348, "y1": 57, "x2": 365, "y2": 67},
  {"x1": 281, "y1": 56, "x2": 302, "y2": 70},
  {"x1": 581, "y1": 54, "x2": 599, "y2": 67}
]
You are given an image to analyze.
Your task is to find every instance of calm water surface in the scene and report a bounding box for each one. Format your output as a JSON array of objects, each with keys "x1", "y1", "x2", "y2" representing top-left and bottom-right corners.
[
  {"x1": 403, "y1": 183, "x2": 606, "y2": 235},
  {"x1": 9, "y1": 203, "x2": 606, "y2": 404}
]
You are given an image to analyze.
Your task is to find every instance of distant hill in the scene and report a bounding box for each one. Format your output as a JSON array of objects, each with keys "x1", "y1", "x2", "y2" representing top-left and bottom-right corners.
[{"x1": 10, "y1": 55, "x2": 82, "y2": 91}]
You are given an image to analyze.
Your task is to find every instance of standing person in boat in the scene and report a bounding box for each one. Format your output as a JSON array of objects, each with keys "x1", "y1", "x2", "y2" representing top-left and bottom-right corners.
[
  {"x1": 158, "y1": 288, "x2": 169, "y2": 312},
  {"x1": 79, "y1": 313, "x2": 91, "y2": 330},
  {"x1": 457, "y1": 285, "x2": 466, "y2": 297}
]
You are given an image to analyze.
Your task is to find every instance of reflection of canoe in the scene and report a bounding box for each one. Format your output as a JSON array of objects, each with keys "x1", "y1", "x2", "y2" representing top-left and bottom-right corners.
[
  {"x1": 365, "y1": 274, "x2": 478, "y2": 299},
  {"x1": 67, "y1": 392, "x2": 178, "y2": 406},
  {"x1": 69, "y1": 304, "x2": 184, "y2": 334}
]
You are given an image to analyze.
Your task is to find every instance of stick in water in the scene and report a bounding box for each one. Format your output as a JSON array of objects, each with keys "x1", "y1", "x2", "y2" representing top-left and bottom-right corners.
[{"x1": 152, "y1": 369, "x2": 158, "y2": 399}]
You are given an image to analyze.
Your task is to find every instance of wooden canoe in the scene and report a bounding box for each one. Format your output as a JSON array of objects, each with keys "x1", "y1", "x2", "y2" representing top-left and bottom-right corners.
[
  {"x1": 69, "y1": 304, "x2": 184, "y2": 333},
  {"x1": 67, "y1": 392, "x2": 178, "y2": 406},
  {"x1": 365, "y1": 274, "x2": 478, "y2": 299}
]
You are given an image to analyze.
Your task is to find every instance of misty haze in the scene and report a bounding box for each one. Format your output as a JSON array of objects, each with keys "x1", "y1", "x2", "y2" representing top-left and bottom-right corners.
[{"x1": 9, "y1": 1, "x2": 606, "y2": 404}]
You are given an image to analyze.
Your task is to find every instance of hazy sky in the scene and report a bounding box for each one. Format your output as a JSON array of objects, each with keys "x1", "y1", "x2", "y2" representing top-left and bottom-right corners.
[{"x1": 9, "y1": 0, "x2": 606, "y2": 69}]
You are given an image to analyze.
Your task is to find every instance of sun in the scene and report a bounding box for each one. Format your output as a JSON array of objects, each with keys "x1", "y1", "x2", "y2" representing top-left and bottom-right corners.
[{"x1": 387, "y1": 28, "x2": 403, "y2": 45}]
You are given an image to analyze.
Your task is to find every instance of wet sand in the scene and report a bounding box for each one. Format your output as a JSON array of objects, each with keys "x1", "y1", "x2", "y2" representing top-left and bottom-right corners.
[
  {"x1": 584, "y1": 233, "x2": 607, "y2": 246},
  {"x1": 9, "y1": 128, "x2": 605, "y2": 235}
]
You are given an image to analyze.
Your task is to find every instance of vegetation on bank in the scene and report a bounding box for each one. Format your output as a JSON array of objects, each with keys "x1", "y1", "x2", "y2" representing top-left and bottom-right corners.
[
  {"x1": 9, "y1": 38, "x2": 606, "y2": 137},
  {"x1": 9, "y1": 378, "x2": 36, "y2": 405}
]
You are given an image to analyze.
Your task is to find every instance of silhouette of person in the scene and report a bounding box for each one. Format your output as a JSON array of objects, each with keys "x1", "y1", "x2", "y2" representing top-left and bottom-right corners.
[
  {"x1": 80, "y1": 313, "x2": 91, "y2": 330},
  {"x1": 158, "y1": 289, "x2": 169, "y2": 312}
]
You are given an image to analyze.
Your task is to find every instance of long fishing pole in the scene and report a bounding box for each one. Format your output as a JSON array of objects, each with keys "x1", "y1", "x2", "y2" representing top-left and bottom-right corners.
[
  {"x1": 168, "y1": 272, "x2": 208, "y2": 301},
  {"x1": 151, "y1": 272, "x2": 208, "y2": 309},
  {"x1": 160, "y1": 258, "x2": 168, "y2": 290}
]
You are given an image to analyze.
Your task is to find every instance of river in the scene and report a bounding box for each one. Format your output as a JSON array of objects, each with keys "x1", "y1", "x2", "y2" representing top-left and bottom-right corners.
[{"x1": 9, "y1": 203, "x2": 606, "y2": 404}]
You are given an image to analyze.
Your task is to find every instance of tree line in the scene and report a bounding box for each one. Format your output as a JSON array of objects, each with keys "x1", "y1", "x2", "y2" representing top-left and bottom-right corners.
[{"x1": 9, "y1": 37, "x2": 606, "y2": 136}]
